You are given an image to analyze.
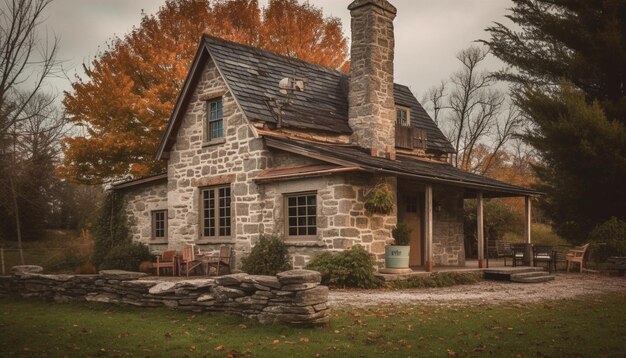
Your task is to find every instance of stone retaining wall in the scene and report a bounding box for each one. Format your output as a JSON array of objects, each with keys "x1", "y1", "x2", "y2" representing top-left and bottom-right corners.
[{"x1": 0, "y1": 266, "x2": 329, "y2": 327}]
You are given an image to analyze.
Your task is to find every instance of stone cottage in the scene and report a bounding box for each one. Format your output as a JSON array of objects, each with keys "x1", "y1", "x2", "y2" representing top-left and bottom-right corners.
[{"x1": 112, "y1": 0, "x2": 537, "y2": 271}]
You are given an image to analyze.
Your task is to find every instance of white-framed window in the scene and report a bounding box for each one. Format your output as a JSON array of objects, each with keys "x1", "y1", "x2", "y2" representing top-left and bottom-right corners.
[
  {"x1": 201, "y1": 186, "x2": 231, "y2": 238},
  {"x1": 285, "y1": 192, "x2": 317, "y2": 238},
  {"x1": 396, "y1": 107, "x2": 410, "y2": 127},
  {"x1": 206, "y1": 98, "x2": 224, "y2": 140},
  {"x1": 151, "y1": 210, "x2": 167, "y2": 239}
]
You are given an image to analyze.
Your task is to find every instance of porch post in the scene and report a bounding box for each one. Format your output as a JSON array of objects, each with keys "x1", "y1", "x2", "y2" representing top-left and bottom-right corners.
[
  {"x1": 425, "y1": 184, "x2": 433, "y2": 272},
  {"x1": 524, "y1": 196, "x2": 532, "y2": 244},
  {"x1": 477, "y1": 192, "x2": 485, "y2": 268}
]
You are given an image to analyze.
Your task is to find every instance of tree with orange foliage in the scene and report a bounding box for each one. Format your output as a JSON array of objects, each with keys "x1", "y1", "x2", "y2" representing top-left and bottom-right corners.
[{"x1": 59, "y1": 0, "x2": 348, "y2": 184}]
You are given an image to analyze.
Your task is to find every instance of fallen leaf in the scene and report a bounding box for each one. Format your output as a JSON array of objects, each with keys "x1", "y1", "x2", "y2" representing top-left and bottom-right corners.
[
  {"x1": 299, "y1": 337, "x2": 309, "y2": 343},
  {"x1": 239, "y1": 324, "x2": 247, "y2": 329},
  {"x1": 272, "y1": 339, "x2": 280, "y2": 345},
  {"x1": 214, "y1": 345, "x2": 225, "y2": 351}
]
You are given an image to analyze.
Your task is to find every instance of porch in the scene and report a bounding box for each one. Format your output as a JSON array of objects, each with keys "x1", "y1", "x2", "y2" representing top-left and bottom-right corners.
[{"x1": 395, "y1": 177, "x2": 538, "y2": 272}]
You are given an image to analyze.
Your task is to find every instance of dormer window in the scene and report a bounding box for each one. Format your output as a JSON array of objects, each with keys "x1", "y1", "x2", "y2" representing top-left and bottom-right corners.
[
  {"x1": 206, "y1": 98, "x2": 224, "y2": 141},
  {"x1": 396, "y1": 107, "x2": 410, "y2": 127}
]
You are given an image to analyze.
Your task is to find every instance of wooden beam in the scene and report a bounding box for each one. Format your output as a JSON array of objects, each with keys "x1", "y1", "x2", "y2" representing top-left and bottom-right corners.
[
  {"x1": 524, "y1": 196, "x2": 532, "y2": 244},
  {"x1": 477, "y1": 192, "x2": 485, "y2": 268},
  {"x1": 425, "y1": 184, "x2": 433, "y2": 272}
]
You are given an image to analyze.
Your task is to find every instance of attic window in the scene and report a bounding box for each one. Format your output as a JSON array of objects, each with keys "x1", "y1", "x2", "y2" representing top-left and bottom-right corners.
[
  {"x1": 396, "y1": 107, "x2": 410, "y2": 127},
  {"x1": 206, "y1": 98, "x2": 224, "y2": 141}
]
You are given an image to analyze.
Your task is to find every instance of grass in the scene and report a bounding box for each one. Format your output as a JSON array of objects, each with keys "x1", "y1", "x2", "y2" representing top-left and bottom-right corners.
[
  {"x1": 0, "y1": 230, "x2": 92, "y2": 274},
  {"x1": 0, "y1": 293, "x2": 624, "y2": 357}
]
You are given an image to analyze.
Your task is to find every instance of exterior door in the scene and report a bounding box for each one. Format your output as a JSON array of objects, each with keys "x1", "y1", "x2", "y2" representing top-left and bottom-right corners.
[{"x1": 398, "y1": 194, "x2": 422, "y2": 267}]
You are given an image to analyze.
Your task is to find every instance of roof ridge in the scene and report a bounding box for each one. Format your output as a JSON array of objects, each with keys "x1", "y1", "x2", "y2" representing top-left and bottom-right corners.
[{"x1": 202, "y1": 34, "x2": 348, "y2": 76}]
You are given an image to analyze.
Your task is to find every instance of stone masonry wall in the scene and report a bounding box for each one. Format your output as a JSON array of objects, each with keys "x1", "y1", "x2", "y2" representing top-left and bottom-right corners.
[
  {"x1": 122, "y1": 182, "x2": 168, "y2": 250},
  {"x1": 0, "y1": 266, "x2": 330, "y2": 327},
  {"x1": 167, "y1": 56, "x2": 269, "y2": 262},
  {"x1": 348, "y1": 0, "x2": 397, "y2": 157},
  {"x1": 259, "y1": 173, "x2": 397, "y2": 268},
  {"x1": 432, "y1": 186, "x2": 465, "y2": 266}
]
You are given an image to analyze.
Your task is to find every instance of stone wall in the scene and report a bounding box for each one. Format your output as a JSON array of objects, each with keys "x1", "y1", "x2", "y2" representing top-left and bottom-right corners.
[
  {"x1": 166, "y1": 56, "x2": 269, "y2": 262},
  {"x1": 432, "y1": 186, "x2": 465, "y2": 266},
  {"x1": 122, "y1": 182, "x2": 168, "y2": 250},
  {"x1": 0, "y1": 266, "x2": 329, "y2": 327},
  {"x1": 260, "y1": 173, "x2": 397, "y2": 268}
]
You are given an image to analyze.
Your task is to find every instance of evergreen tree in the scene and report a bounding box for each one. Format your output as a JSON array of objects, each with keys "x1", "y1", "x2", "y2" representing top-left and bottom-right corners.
[{"x1": 484, "y1": 0, "x2": 626, "y2": 243}]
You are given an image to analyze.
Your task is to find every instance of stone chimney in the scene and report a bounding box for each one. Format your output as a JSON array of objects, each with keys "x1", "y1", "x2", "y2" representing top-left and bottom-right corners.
[{"x1": 348, "y1": 0, "x2": 397, "y2": 159}]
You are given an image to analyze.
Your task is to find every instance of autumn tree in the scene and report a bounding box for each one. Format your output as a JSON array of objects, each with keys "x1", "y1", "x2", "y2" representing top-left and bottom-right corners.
[
  {"x1": 484, "y1": 0, "x2": 626, "y2": 243},
  {"x1": 59, "y1": 0, "x2": 349, "y2": 184},
  {"x1": 423, "y1": 46, "x2": 523, "y2": 174}
]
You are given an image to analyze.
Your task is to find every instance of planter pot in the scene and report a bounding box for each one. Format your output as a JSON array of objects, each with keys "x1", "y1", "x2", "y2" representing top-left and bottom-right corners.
[{"x1": 385, "y1": 245, "x2": 410, "y2": 268}]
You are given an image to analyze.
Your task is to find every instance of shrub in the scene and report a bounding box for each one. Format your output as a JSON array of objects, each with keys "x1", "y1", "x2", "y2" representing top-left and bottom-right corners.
[
  {"x1": 388, "y1": 272, "x2": 482, "y2": 289},
  {"x1": 75, "y1": 262, "x2": 97, "y2": 274},
  {"x1": 100, "y1": 242, "x2": 153, "y2": 272},
  {"x1": 241, "y1": 235, "x2": 292, "y2": 275},
  {"x1": 305, "y1": 245, "x2": 381, "y2": 288},
  {"x1": 588, "y1": 217, "x2": 626, "y2": 262},
  {"x1": 92, "y1": 192, "x2": 129, "y2": 268},
  {"x1": 392, "y1": 223, "x2": 412, "y2": 245}
]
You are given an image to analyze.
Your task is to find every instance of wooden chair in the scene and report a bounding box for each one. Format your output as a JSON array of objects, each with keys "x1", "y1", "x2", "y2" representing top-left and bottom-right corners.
[
  {"x1": 533, "y1": 245, "x2": 556, "y2": 273},
  {"x1": 511, "y1": 243, "x2": 527, "y2": 267},
  {"x1": 179, "y1": 244, "x2": 203, "y2": 277},
  {"x1": 206, "y1": 246, "x2": 232, "y2": 276},
  {"x1": 154, "y1": 250, "x2": 177, "y2": 276},
  {"x1": 494, "y1": 241, "x2": 513, "y2": 266},
  {"x1": 566, "y1": 243, "x2": 590, "y2": 273}
]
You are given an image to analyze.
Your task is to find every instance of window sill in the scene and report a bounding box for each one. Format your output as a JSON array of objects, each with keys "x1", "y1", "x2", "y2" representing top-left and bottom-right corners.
[
  {"x1": 202, "y1": 137, "x2": 226, "y2": 147},
  {"x1": 284, "y1": 240, "x2": 326, "y2": 248},
  {"x1": 196, "y1": 238, "x2": 235, "y2": 245},
  {"x1": 149, "y1": 239, "x2": 168, "y2": 245}
]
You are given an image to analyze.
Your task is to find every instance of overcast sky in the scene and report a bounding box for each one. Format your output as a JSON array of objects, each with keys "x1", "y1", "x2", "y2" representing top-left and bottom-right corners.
[{"x1": 42, "y1": 0, "x2": 513, "y2": 102}]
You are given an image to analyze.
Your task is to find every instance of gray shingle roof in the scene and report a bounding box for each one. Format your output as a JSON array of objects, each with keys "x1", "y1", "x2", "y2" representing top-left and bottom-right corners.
[
  {"x1": 204, "y1": 36, "x2": 455, "y2": 152},
  {"x1": 264, "y1": 135, "x2": 539, "y2": 197}
]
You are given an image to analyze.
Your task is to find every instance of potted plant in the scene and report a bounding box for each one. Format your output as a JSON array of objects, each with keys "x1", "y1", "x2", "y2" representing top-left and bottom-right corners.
[
  {"x1": 364, "y1": 183, "x2": 394, "y2": 214},
  {"x1": 385, "y1": 223, "x2": 412, "y2": 269}
]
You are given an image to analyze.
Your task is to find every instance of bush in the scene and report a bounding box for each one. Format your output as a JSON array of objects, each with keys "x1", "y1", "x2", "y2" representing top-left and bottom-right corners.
[
  {"x1": 392, "y1": 223, "x2": 412, "y2": 245},
  {"x1": 92, "y1": 192, "x2": 129, "y2": 268},
  {"x1": 241, "y1": 235, "x2": 292, "y2": 275},
  {"x1": 100, "y1": 242, "x2": 153, "y2": 272},
  {"x1": 75, "y1": 262, "x2": 97, "y2": 274},
  {"x1": 588, "y1": 217, "x2": 626, "y2": 262},
  {"x1": 388, "y1": 272, "x2": 482, "y2": 289},
  {"x1": 305, "y1": 245, "x2": 381, "y2": 288}
]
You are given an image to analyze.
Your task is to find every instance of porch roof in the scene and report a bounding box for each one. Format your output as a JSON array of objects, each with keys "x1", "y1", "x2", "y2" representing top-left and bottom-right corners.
[{"x1": 263, "y1": 135, "x2": 540, "y2": 198}]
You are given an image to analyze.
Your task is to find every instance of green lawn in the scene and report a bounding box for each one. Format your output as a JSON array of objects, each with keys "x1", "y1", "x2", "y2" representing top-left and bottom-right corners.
[{"x1": 1, "y1": 294, "x2": 624, "y2": 357}]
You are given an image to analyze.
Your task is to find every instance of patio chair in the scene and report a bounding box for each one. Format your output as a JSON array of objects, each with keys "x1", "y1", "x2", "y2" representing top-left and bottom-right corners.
[
  {"x1": 154, "y1": 250, "x2": 177, "y2": 276},
  {"x1": 494, "y1": 241, "x2": 513, "y2": 266},
  {"x1": 566, "y1": 243, "x2": 590, "y2": 273},
  {"x1": 510, "y1": 243, "x2": 526, "y2": 267},
  {"x1": 533, "y1": 245, "x2": 556, "y2": 273},
  {"x1": 206, "y1": 246, "x2": 232, "y2": 276},
  {"x1": 179, "y1": 243, "x2": 204, "y2": 277}
]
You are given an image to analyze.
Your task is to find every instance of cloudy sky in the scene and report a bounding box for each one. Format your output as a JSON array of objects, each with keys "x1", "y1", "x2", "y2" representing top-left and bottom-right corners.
[{"x1": 42, "y1": 0, "x2": 513, "y2": 101}]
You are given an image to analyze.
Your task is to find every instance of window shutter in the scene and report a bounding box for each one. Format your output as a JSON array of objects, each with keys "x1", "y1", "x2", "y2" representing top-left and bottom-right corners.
[
  {"x1": 395, "y1": 126, "x2": 413, "y2": 149},
  {"x1": 412, "y1": 128, "x2": 427, "y2": 149}
]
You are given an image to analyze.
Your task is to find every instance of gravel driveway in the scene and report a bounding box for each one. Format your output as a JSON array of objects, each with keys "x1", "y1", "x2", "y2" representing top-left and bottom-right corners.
[{"x1": 328, "y1": 274, "x2": 626, "y2": 307}]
